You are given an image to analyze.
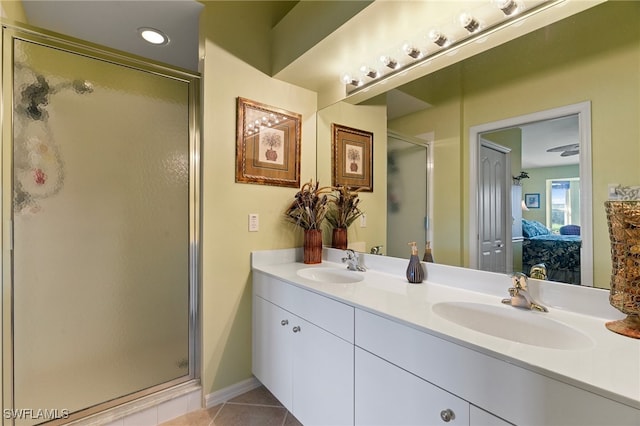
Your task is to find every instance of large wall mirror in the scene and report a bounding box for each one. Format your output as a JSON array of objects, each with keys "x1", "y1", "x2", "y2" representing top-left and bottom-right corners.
[{"x1": 316, "y1": 1, "x2": 640, "y2": 290}]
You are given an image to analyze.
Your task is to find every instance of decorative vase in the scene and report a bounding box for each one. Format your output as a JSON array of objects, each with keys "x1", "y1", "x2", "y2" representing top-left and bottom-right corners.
[
  {"x1": 303, "y1": 229, "x2": 323, "y2": 264},
  {"x1": 332, "y1": 227, "x2": 348, "y2": 250},
  {"x1": 265, "y1": 149, "x2": 278, "y2": 161},
  {"x1": 350, "y1": 162, "x2": 358, "y2": 172},
  {"x1": 604, "y1": 201, "x2": 640, "y2": 338}
]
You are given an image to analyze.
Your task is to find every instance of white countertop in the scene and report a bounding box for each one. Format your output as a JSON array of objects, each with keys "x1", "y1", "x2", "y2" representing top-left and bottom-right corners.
[{"x1": 251, "y1": 248, "x2": 640, "y2": 410}]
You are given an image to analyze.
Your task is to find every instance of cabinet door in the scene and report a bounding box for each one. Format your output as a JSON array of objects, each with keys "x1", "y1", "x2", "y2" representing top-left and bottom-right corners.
[
  {"x1": 252, "y1": 296, "x2": 293, "y2": 410},
  {"x1": 470, "y1": 406, "x2": 513, "y2": 426},
  {"x1": 355, "y1": 348, "x2": 469, "y2": 426},
  {"x1": 293, "y1": 315, "x2": 354, "y2": 426}
]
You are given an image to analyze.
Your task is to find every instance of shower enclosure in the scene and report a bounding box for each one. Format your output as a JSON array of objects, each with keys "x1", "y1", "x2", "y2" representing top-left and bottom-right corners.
[
  {"x1": 386, "y1": 131, "x2": 432, "y2": 259},
  {"x1": 1, "y1": 24, "x2": 200, "y2": 424}
]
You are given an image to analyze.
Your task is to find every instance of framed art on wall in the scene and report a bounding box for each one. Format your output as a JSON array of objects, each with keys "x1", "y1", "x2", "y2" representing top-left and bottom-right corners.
[
  {"x1": 331, "y1": 123, "x2": 373, "y2": 191},
  {"x1": 525, "y1": 193, "x2": 540, "y2": 209},
  {"x1": 236, "y1": 97, "x2": 301, "y2": 187}
]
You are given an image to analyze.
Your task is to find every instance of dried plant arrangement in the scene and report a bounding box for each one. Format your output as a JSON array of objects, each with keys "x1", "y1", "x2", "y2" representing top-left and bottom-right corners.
[
  {"x1": 284, "y1": 179, "x2": 331, "y2": 230},
  {"x1": 327, "y1": 185, "x2": 364, "y2": 229}
]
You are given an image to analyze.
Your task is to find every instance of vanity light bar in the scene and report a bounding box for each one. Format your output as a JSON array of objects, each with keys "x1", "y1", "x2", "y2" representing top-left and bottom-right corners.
[
  {"x1": 343, "y1": 0, "x2": 561, "y2": 96},
  {"x1": 245, "y1": 114, "x2": 290, "y2": 135}
]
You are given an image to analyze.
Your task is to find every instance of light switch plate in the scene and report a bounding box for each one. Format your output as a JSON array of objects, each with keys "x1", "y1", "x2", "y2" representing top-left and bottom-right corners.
[
  {"x1": 248, "y1": 213, "x2": 259, "y2": 232},
  {"x1": 360, "y1": 214, "x2": 367, "y2": 228}
]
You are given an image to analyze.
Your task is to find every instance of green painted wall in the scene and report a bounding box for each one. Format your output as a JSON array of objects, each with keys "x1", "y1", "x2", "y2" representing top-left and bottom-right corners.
[
  {"x1": 0, "y1": 0, "x2": 27, "y2": 22},
  {"x1": 200, "y1": 3, "x2": 320, "y2": 398},
  {"x1": 388, "y1": 66, "x2": 463, "y2": 267},
  {"x1": 316, "y1": 100, "x2": 387, "y2": 252}
]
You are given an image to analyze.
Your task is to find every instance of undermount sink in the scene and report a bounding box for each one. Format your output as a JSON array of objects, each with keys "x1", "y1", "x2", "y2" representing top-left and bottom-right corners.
[
  {"x1": 432, "y1": 301, "x2": 593, "y2": 350},
  {"x1": 296, "y1": 267, "x2": 364, "y2": 284}
]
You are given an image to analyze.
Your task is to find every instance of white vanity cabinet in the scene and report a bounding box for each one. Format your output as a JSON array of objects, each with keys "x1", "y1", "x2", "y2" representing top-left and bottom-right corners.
[
  {"x1": 252, "y1": 271, "x2": 354, "y2": 426},
  {"x1": 355, "y1": 308, "x2": 640, "y2": 426},
  {"x1": 252, "y1": 251, "x2": 640, "y2": 426}
]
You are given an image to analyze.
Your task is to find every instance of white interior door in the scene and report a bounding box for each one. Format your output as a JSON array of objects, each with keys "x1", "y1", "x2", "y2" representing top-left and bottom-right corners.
[{"x1": 478, "y1": 141, "x2": 510, "y2": 273}]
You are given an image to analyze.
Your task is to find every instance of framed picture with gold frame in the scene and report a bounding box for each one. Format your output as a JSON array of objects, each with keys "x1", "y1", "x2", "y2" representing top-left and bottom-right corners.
[
  {"x1": 236, "y1": 97, "x2": 301, "y2": 187},
  {"x1": 331, "y1": 124, "x2": 373, "y2": 191}
]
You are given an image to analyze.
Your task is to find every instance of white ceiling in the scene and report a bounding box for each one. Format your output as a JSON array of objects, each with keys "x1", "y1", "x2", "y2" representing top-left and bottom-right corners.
[
  {"x1": 481, "y1": 114, "x2": 580, "y2": 170},
  {"x1": 386, "y1": 89, "x2": 432, "y2": 121},
  {"x1": 520, "y1": 115, "x2": 580, "y2": 168},
  {"x1": 21, "y1": 0, "x2": 203, "y2": 71}
]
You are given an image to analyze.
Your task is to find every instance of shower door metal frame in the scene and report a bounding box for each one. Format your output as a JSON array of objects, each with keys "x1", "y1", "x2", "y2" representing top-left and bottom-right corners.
[{"x1": 1, "y1": 22, "x2": 201, "y2": 424}]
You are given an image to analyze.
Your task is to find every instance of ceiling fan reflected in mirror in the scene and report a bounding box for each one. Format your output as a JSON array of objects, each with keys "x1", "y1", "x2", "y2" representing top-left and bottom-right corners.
[{"x1": 547, "y1": 143, "x2": 580, "y2": 157}]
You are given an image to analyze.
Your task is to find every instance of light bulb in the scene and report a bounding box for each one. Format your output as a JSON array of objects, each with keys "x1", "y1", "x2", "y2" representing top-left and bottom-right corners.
[
  {"x1": 360, "y1": 65, "x2": 379, "y2": 79},
  {"x1": 379, "y1": 55, "x2": 398, "y2": 69},
  {"x1": 341, "y1": 73, "x2": 362, "y2": 86},
  {"x1": 402, "y1": 42, "x2": 422, "y2": 59},
  {"x1": 459, "y1": 13, "x2": 480, "y2": 33},
  {"x1": 138, "y1": 27, "x2": 169, "y2": 45},
  {"x1": 494, "y1": 0, "x2": 519, "y2": 16},
  {"x1": 428, "y1": 29, "x2": 449, "y2": 47}
]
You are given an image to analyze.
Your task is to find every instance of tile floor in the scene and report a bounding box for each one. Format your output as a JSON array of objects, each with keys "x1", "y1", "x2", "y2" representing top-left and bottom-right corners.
[{"x1": 160, "y1": 386, "x2": 303, "y2": 426}]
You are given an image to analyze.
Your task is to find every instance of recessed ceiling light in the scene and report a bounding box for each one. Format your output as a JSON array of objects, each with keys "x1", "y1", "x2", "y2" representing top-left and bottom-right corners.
[{"x1": 138, "y1": 27, "x2": 169, "y2": 46}]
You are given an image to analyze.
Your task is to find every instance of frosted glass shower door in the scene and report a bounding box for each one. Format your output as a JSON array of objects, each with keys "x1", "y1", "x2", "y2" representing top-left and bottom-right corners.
[{"x1": 8, "y1": 36, "x2": 195, "y2": 419}]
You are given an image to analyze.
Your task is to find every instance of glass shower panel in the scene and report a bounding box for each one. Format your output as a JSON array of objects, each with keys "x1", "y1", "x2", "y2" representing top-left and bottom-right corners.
[
  {"x1": 12, "y1": 39, "x2": 191, "y2": 418},
  {"x1": 386, "y1": 135, "x2": 428, "y2": 258}
]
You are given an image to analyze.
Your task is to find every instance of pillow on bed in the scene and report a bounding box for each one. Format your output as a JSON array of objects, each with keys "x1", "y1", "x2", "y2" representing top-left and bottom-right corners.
[
  {"x1": 559, "y1": 224, "x2": 581, "y2": 235},
  {"x1": 522, "y1": 219, "x2": 551, "y2": 238}
]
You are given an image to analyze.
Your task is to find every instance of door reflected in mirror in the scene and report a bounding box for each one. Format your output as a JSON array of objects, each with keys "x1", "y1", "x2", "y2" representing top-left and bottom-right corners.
[{"x1": 469, "y1": 102, "x2": 592, "y2": 286}]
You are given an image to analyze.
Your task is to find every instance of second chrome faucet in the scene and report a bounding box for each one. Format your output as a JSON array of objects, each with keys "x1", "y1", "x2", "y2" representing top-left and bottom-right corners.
[
  {"x1": 501, "y1": 272, "x2": 548, "y2": 312},
  {"x1": 342, "y1": 249, "x2": 366, "y2": 272}
]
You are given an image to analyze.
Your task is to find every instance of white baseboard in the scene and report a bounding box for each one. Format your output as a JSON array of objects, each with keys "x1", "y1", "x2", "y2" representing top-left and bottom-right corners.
[{"x1": 204, "y1": 376, "x2": 261, "y2": 408}]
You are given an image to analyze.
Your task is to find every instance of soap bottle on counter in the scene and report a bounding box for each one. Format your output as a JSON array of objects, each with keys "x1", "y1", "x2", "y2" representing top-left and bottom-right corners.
[{"x1": 406, "y1": 242, "x2": 425, "y2": 284}]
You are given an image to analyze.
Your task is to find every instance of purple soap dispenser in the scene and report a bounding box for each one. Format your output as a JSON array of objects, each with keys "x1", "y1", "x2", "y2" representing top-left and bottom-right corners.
[{"x1": 406, "y1": 242, "x2": 425, "y2": 284}]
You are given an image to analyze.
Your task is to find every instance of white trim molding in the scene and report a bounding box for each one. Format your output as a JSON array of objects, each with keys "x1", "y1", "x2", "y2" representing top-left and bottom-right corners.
[{"x1": 205, "y1": 377, "x2": 262, "y2": 408}]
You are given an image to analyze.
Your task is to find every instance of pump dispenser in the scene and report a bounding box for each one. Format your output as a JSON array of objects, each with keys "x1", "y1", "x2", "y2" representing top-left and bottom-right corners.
[{"x1": 406, "y1": 242, "x2": 425, "y2": 283}]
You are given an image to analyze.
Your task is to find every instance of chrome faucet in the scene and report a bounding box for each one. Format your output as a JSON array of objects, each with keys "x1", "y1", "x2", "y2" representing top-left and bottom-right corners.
[
  {"x1": 529, "y1": 263, "x2": 547, "y2": 280},
  {"x1": 370, "y1": 245, "x2": 384, "y2": 255},
  {"x1": 501, "y1": 272, "x2": 548, "y2": 312},
  {"x1": 342, "y1": 249, "x2": 366, "y2": 272}
]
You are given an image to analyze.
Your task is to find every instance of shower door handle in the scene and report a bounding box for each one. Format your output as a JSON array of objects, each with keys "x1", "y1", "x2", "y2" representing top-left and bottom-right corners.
[{"x1": 8, "y1": 220, "x2": 13, "y2": 251}]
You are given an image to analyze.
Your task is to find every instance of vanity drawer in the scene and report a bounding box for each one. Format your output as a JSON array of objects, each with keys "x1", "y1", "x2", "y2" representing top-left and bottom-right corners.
[
  {"x1": 254, "y1": 271, "x2": 354, "y2": 342},
  {"x1": 356, "y1": 347, "x2": 469, "y2": 426}
]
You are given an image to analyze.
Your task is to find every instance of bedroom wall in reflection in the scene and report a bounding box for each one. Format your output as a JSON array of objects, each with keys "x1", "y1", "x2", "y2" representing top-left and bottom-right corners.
[{"x1": 8, "y1": 36, "x2": 196, "y2": 422}]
